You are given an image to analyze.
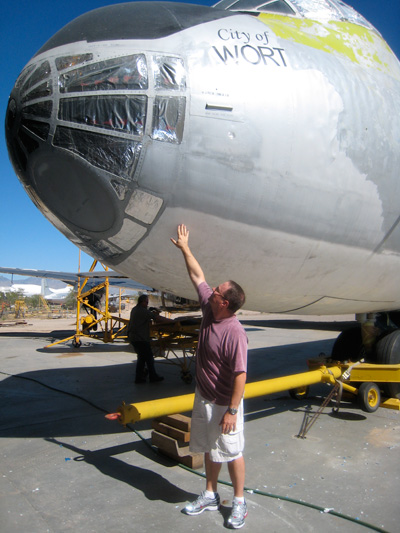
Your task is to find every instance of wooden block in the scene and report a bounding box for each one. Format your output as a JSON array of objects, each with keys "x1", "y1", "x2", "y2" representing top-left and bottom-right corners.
[
  {"x1": 151, "y1": 430, "x2": 203, "y2": 469},
  {"x1": 152, "y1": 420, "x2": 191, "y2": 443},
  {"x1": 152, "y1": 430, "x2": 190, "y2": 453},
  {"x1": 156, "y1": 414, "x2": 191, "y2": 432},
  {"x1": 180, "y1": 452, "x2": 203, "y2": 470}
]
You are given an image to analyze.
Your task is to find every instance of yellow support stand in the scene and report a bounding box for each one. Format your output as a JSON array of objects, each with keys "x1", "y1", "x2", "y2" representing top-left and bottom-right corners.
[{"x1": 45, "y1": 258, "x2": 129, "y2": 348}]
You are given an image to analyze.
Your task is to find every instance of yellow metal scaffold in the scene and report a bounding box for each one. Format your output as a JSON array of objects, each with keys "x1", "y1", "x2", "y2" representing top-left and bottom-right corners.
[
  {"x1": 43, "y1": 258, "x2": 199, "y2": 383},
  {"x1": 45, "y1": 259, "x2": 129, "y2": 348}
]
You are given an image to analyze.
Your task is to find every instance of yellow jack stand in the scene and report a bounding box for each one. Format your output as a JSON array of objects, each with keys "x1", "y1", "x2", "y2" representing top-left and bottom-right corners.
[{"x1": 45, "y1": 259, "x2": 129, "y2": 348}]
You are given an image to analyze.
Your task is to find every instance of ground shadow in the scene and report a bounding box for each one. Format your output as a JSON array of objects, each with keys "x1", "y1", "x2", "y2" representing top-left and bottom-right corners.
[
  {"x1": 0, "y1": 328, "x2": 131, "y2": 353},
  {"x1": 0, "y1": 336, "x2": 346, "y2": 440},
  {"x1": 241, "y1": 318, "x2": 357, "y2": 332},
  {"x1": 46, "y1": 437, "x2": 196, "y2": 504}
]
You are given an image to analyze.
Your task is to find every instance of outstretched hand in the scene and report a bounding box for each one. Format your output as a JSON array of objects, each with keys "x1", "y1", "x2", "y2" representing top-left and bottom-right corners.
[
  {"x1": 170, "y1": 223, "x2": 205, "y2": 287},
  {"x1": 171, "y1": 224, "x2": 189, "y2": 250}
]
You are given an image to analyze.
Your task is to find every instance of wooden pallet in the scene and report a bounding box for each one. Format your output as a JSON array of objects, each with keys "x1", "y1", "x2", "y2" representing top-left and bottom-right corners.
[{"x1": 151, "y1": 414, "x2": 203, "y2": 469}]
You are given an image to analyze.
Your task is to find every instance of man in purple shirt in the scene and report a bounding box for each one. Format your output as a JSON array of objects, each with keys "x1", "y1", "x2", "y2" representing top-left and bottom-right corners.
[{"x1": 171, "y1": 224, "x2": 248, "y2": 529}]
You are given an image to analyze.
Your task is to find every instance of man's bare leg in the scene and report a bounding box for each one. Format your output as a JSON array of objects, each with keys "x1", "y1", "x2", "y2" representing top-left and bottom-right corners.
[
  {"x1": 205, "y1": 452, "x2": 222, "y2": 493},
  {"x1": 227, "y1": 455, "x2": 245, "y2": 498}
]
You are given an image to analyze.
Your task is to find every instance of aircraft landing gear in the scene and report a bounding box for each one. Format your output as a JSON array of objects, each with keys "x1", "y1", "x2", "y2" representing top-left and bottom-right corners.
[
  {"x1": 330, "y1": 313, "x2": 400, "y2": 408},
  {"x1": 376, "y1": 330, "x2": 400, "y2": 398},
  {"x1": 331, "y1": 327, "x2": 364, "y2": 362}
]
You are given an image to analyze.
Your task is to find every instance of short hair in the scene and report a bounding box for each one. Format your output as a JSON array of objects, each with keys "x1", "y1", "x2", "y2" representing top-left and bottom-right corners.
[
  {"x1": 224, "y1": 281, "x2": 245, "y2": 313},
  {"x1": 137, "y1": 294, "x2": 148, "y2": 304}
]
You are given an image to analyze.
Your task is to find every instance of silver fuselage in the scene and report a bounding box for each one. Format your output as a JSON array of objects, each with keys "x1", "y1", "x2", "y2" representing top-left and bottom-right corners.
[{"x1": 6, "y1": 2, "x2": 400, "y2": 314}]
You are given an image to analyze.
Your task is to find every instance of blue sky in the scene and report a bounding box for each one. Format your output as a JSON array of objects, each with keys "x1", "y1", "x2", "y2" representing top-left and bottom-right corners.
[{"x1": 1, "y1": 0, "x2": 399, "y2": 277}]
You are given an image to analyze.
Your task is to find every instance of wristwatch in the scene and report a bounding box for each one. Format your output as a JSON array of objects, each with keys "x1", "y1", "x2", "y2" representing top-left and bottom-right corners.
[{"x1": 228, "y1": 407, "x2": 238, "y2": 415}]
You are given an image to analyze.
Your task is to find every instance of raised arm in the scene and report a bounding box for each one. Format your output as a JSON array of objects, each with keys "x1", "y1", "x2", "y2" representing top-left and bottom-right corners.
[{"x1": 171, "y1": 224, "x2": 206, "y2": 289}]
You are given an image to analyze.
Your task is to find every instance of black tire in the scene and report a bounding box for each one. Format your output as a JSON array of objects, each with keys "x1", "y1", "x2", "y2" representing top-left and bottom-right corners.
[
  {"x1": 331, "y1": 327, "x2": 364, "y2": 362},
  {"x1": 357, "y1": 382, "x2": 381, "y2": 413},
  {"x1": 375, "y1": 330, "x2": 400, "y2": 398}
]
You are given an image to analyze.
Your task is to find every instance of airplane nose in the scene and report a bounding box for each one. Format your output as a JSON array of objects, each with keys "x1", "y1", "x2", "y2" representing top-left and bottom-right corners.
[
  {"x1": 5, "y1": 39, "x2": 188, "y2": 256},
  {"x1": 4, "y1": 1, "x2": 230, "y2": 262},
  {"x1": 6, "y1": 83, "x2": 119, "y2": 234}
]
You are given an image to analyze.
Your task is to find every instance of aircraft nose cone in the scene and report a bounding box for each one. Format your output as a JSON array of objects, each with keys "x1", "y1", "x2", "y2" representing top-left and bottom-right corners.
[
  {"x1": 28, "y1": 148, "x2": 118, "y2": 233},
  {"x1": 5, "y1": 73, "x2": 119, "y2": 235},
  {"x1": 5, "y1": 1, "x2": 228, "y2": 261}
]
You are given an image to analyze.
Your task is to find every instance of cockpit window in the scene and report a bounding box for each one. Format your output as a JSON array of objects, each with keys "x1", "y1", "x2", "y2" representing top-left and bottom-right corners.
[
  {"x1": 288, "y1": 0, "x2": 373, "y2": 29},
  {"x1": 213, "y1": 0, "x2": 374, "y2": 29},
  {"x1": 21, "y1": 61, "x2": 51, "y2": 93},
  {"x1": 22, "y1": 81, "x2": 53, "y2": 104},
  {"x1": 152, "y1": 96, "x2": 186, "y2": 144},
  {"x1": 59, "y1": 54, "x2": 148, "y2": 93},
  {"x1": 258, "y1": 1, "x2": 295, "y2": 14},
  {"x1": 15, "y1": 64, "x2": 35, "y2": 89},
  {"x1": 329, "y1": 0, "x2": 374, "y2": 29},
  {"x1": 59, "y1": 95, "x2": 146, "y2": 135},
  {"x1": 56, "y1": 54, "x2": 94, "y2": 71},
  {"x1": 225, "y1": 0, "x2": 294, "y2": 14},
  {"x1": 53, "y1": 127, "x2": 142, "y2": 181},
  {"x1": 153, "y1": 56, "x2": 186, "y2": 90}
]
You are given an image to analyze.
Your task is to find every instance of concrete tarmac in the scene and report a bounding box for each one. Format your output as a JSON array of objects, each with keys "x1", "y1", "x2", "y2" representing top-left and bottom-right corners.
[{"x1": 0, "y1": 314, "x2": 399, "y2": 533}]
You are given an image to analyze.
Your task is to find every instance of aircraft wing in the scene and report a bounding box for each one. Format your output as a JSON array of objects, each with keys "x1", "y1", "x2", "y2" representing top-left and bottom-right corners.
[{"x1": 0, "y1": 267, "x2": 153, "y2": 291}]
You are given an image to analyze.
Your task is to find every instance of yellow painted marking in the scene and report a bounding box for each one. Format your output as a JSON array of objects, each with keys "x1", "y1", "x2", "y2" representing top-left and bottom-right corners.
[{"x1": 258, "y1": 14, "x2": 399, "y2": 78}]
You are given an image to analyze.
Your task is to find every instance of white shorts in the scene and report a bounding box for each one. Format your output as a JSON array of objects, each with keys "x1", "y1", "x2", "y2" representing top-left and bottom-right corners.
[{"x1": 189, "y1": 388, "x2": 244, "y2": 463}]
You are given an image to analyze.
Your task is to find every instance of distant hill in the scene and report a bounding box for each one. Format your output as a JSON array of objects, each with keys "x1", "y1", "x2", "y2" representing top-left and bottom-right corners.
[
  {"x1": 20, "y1": 277, "x2": 70, "y2": 289},
  {"x1": 0, "y1": 276, "x2": 11, "y2": 287},
  {"x1": 0, "y1": 276, "x2": 70, "y2": 290}
]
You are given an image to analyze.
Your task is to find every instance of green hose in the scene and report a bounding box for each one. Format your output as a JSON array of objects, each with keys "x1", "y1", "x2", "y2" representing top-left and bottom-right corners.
[{"x1": 133, "y1": 427, "x2": 390, "y2": 533}]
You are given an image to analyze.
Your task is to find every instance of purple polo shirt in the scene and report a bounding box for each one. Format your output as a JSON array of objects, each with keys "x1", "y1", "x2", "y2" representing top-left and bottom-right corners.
[{"x1": 196, "y1": 282, "x2": 248, "y2": 405}]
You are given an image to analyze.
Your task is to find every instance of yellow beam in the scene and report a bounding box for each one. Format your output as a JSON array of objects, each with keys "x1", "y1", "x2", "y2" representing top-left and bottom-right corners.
[
  {"x1": 116, "y1": 366, "x2": 343, "y2": 425},
  {"x1": 348, "y1": 363, "x2": 400, "y2": 383},
  {"x1": 117, "y1": 393, "x2": 195, "y2": 425},
  {"x1": 244, "y1": 366, "x2": 341, "y2": 400}
]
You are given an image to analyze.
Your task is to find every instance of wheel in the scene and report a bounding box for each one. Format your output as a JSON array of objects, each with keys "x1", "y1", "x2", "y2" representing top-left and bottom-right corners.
[
  {"x1": 289, "y1": 386, "x2": 309, "y2": 400},
  {"x1": 72, "y1": 338, "x2": 81, "y2": 348},
  {"x1": 331, "y1": 327, "x2": 364, "y2": 362},
  {"x1": 357, "y1": 382, "x2": 380, "y2": 412},
  {"x1": 375, "y1": 330, "x2": 400, "y2": 398}
]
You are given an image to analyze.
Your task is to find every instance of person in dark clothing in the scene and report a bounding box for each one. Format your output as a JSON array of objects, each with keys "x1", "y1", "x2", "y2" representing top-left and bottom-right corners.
[{"x1": 127, "y1": 294, "x2": 173, "y2": 383}]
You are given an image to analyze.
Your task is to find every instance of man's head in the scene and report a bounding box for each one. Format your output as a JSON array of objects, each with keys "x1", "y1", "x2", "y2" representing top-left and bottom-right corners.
[
  {"x1": 137, "y1": 294, "x2": 149, "y2": 307},
  {"x1": 211, "y1": 281, "x2": 245, "y2": 315}
]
